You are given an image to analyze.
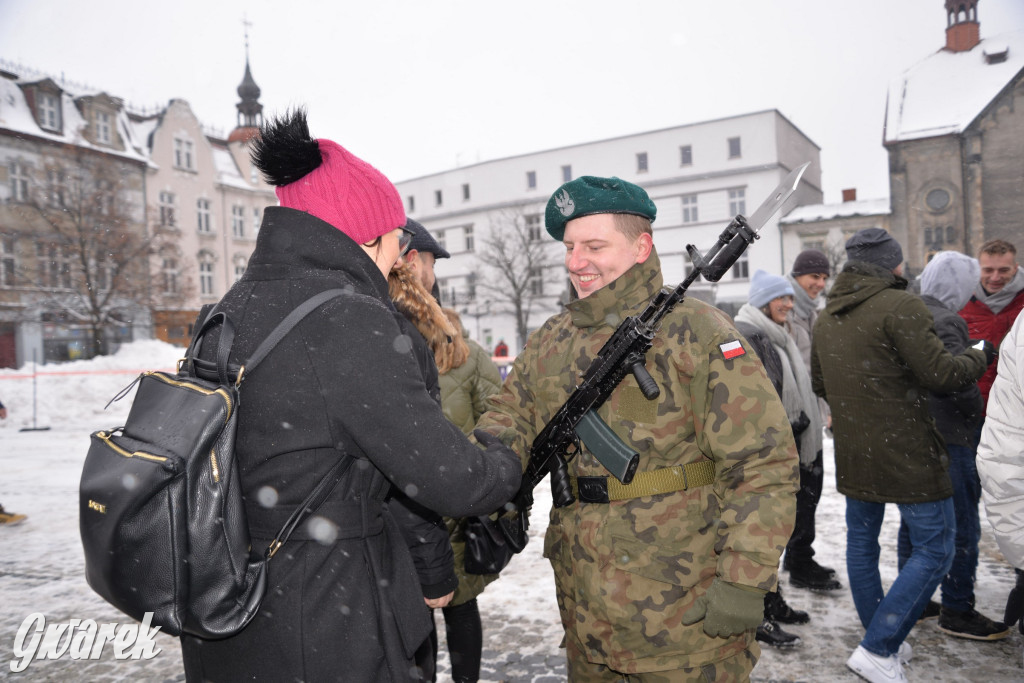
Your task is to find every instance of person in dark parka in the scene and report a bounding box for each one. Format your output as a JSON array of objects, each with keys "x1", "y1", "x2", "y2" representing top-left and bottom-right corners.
[{"x1": 179, "y1": 110, "x2": 520, "y2": 683}]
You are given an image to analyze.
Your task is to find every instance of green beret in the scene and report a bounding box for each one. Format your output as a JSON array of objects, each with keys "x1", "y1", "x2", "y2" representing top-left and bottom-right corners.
[{"x1": 544, "y1": 176, "x2": 657, "y2": 240}]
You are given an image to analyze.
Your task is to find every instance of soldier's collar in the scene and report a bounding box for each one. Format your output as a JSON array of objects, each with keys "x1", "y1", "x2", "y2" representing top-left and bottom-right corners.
[{"x1": 567, "y1": 249, "x2": 664, "y2": 329}]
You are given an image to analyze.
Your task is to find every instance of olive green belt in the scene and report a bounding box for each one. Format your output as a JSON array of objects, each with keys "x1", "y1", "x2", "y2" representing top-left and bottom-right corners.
[{"x1": 572, "y1": 460, "x2": 716, "y2": 503}]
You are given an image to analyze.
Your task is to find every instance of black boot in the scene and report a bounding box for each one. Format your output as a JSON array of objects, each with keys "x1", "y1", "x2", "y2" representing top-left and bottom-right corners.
[
  {"x1": 756, "y1": 617, "x2": 802, "y2": 648},
  {"x1": 765, "y1": 589, "x2": 810, "y2": 625},
  {"x1": 785, "y1": 557, "x2": 842, "y2": 591}
]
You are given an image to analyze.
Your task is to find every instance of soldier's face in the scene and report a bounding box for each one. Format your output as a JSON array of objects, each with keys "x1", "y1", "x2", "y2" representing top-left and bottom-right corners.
[
  {"x1": 979, "y1": 252, "x2": 1018, "y2": 294},
  {"x1": 793, "y1": 273, "x2": 828, "y2": 300},
  {"x1": 563, "y1": 215, "x2": 652, "y2": 299}
]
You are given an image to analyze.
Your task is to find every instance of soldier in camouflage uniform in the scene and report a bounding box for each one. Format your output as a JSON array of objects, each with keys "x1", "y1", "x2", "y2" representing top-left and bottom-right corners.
[{"x1": 474, "y1": 176, "x2": 799, "y2": 681}]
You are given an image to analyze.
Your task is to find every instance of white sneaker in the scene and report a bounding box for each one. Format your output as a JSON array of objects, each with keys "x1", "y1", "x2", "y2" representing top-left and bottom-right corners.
[
  {"x1": 847, "y1": 645, "x2": 908, "y2": 683},
  {"x1": 898, "y1": 641, "x2": 912, "y2": 665}
]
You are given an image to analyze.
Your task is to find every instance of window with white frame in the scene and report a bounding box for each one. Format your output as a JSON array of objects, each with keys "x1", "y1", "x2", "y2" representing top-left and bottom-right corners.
[
  {"x1": 95, "y1": 111, "x2": 112, "y2": 144},
  {"x1": 232, "y1": 205, "x2": 245, "y2": 238},
  {"x1": 407, "y1": 195, "x2": 416, "y2": 212},
  {"x1": 464, "y1": 225, "x2": 474, "y2": 252},
  {"x1": 9, "y1": 161, "x2": 30, "y2": 202},
  {"x1": 526, "y1": 171, "x2": 537, "y2": 190},
  {"x1": 95, "y1": 179, "x2": 114, "y2": 216},
  {"x1": 681, "y1": 194, "x2": 699, "y2": 223},
  {"x1": 727, "y1": 136, "x2": 741, "y2": 159},
  {"x1": 525, "y1": 213, "x2": 543, "y2": 242},
  {"x1": 529, "y1": 266, "x2": 544, "y2": 296},
  {"x1": 196, "y1": 198, "x2": 211, "y2": 233},
  {"x1": 252, "y1": 207, "x2": 261, "y2": 233},
  {"x1": 466, "y1": 272, "x2": 477, "y2": 302},
  {"x1": 159, "y1": 191, "x2": 176, "y2": 227},
  {"x1": 1, "y1": 235, "x2": 16, "y2": 287},
  {"x1": 174, "y1": 138, "x2": 195, "y2": 170},
  {"x1": 47, "y1": 169, "x2": 67, "y2": 208},
  {"x1": 435, "y1": 189, "x2": 443, "y2": 207},
  {"x1": 234, "y1": 255, "x2": 247, "y2": 282},
  {"x1": 198, "y1": 252, "x2": 215, "y2": 296},
  {"x1": 37, "y1": 241, "x2": 73, "y2": 289},
  {"x1": 728, "y1": 188, "x2": 746, "y2": 216},
  {"x1": 93, "y1": 250, "x2": 114, "y2": 291},
  {"x1": 435, "y1": 229, "x2": 446, "y2": 252},
  {"x1": 731, "y1": 251, "x2": 749, "y2": 280},
  {"x1": 161, "y1": 256, "x2": 178, "y2": 294},
  {"x1": 683, "y1": 252, "x2": 697, "y2": 279},
  {"x1": 37, "y1": 92, "x2": 61, "y2": 131},
  {"x1": 680, "y1": 145, "x2": 693, "y2": 166},
  {"x1": 462, "y1": 184, "x2": 470, "y2": 201},
  {"x1": 561, "y1": 165, "x2": 572, "y2": 182},
  {"x1": 636, "y1": 152, "x2": 648, "y2": 173}
]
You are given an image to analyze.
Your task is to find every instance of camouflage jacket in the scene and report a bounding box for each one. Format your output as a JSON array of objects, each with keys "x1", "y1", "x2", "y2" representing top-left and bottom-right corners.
[{"x1": 476, "y1": 250, "x2": 798, "y2": 673}]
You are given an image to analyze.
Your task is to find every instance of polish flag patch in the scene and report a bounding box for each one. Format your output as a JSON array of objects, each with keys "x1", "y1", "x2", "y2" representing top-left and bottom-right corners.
[{"x1": 719, "y1": 339, "x2": 746, "y2": 360}]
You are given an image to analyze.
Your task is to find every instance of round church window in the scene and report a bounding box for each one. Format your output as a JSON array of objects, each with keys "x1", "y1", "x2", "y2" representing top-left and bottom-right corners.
[{"x1": 926, "y1": 188, "x2": 950, "y2": 212}]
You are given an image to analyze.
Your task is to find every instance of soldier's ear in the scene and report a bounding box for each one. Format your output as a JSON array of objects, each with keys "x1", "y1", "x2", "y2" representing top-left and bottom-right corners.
[{"x1": 634, "y1": 233, "x2": 653, "y2": 264}]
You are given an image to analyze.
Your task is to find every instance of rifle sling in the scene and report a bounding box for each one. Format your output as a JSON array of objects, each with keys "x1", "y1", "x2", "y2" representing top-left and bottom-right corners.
[{"x1": 572, "y1": 460, "x2": 716, "y2": 503}]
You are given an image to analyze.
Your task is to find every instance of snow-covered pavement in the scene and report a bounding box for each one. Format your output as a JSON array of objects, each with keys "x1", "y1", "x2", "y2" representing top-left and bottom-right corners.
[{"x1": 0, "y1": 342, "x2": 1021, "y2": 681}]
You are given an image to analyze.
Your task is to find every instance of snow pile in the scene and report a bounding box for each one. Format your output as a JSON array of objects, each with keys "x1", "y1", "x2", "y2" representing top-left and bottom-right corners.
[{"x1": 0, "y1": 339, "x2": 184, "y2": 431}]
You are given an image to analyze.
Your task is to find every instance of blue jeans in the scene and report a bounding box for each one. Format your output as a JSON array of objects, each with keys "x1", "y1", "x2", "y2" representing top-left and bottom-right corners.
[
  {"x1": 846, "y1": 496, "x2": 955, "y2": 657},
  {"x1": 896, "y1": 444, "x2": 981, "y2": 612}
]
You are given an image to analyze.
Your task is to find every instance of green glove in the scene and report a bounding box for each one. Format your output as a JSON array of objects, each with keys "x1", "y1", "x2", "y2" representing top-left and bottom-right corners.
[{"x1": 681, "y1": 577, "x2": 766, "y2": 637}]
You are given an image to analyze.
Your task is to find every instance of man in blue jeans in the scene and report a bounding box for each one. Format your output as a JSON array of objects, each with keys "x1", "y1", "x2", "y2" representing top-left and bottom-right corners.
[
  {"x1": 812, "y1": 230, "x2": 993, "y2": 682},
  {"x1": 896, "y1": 251, "x2": 1009, "y2": 641}
]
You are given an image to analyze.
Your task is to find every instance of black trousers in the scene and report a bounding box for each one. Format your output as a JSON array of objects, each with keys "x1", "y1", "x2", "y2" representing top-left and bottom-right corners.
[{"x1": 785, "y1": 449, "x2": 824, "y2": 562}]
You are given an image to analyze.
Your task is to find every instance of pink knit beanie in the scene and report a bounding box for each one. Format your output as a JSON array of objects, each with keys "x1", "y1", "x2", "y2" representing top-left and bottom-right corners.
[{"x1": 274, "y1": 139, "x2": 406, "y2": 244}]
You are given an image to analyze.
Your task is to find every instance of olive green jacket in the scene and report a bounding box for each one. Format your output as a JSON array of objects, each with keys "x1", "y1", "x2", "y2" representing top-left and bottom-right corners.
[
  {"x1": 475, "y1": 250, "x2": 798, "y2": 673},
  {"x1": 811, "y1": 261, "x2": 987, "y2": 503}
]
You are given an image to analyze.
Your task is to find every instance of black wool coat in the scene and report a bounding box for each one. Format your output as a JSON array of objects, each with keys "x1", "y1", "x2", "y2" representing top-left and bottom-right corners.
[{"x1": 180, "y1": 207, "x2": 519, "y2": 682}]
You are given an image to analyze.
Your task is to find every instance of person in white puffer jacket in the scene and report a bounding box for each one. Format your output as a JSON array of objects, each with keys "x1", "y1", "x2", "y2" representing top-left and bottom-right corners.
[{"x1": 977, "y1": 309, "x2": 1024, "y2": 635}]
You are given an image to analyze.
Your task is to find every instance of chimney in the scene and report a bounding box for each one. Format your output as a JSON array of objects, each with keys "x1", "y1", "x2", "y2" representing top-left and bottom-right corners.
[
  {"x1": 945, "y1": 0, "x2": 981, "y2": 53},
  {"x1": 842, "y1": 188, "x2": 857, "y2": 203}
]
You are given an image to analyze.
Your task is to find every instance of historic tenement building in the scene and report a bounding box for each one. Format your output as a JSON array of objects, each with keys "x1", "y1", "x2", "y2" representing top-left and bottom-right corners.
[
  {"x1": 884, "y1": 0, "x2": 1024, "y2": 273},
  {"x1": 0, "y1": 56, "x2": 274, "y2": 366}
]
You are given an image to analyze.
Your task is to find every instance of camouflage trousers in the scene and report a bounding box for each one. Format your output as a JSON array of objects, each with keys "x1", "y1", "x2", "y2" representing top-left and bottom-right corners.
[{"x1": 565, "y1": 629, "x2": 760, "y2": 682}]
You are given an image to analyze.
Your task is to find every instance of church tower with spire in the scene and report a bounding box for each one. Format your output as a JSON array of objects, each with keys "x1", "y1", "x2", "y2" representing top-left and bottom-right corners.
[{"x1": 228, "y1": 22, "x2": 263, "y2": 144}]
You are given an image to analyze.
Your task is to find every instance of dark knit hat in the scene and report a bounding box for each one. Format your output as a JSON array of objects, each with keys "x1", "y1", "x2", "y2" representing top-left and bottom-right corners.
[
  {"x1": 544, "y1": 176, "x2": 656, "y2": 240},
  {"x1": 252, "y1": 109, "x2": 405, "y2": 244},
  {"x1": 845, "y1": 228, "x2": 904, "y2": 271},
  {"x1": 404, "y1": 218, "x2": 450, "y2": 259},
  {"x1": 791, "y1": 249, "x2": 831, "y2": 277},
  {"x1": 749, "y1": 269, "x2": 795, "y2": 308}
]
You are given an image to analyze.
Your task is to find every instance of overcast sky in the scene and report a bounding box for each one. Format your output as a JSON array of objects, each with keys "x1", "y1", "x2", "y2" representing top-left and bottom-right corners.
[{"x1": 2, "y1": 0, "x2": 1023, "y2": 204}]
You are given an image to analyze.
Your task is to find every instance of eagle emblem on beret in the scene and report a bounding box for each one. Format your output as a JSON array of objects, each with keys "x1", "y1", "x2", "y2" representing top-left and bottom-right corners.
[{"x1": 555, "y1": 189, "x2": 575, "y2": 217}]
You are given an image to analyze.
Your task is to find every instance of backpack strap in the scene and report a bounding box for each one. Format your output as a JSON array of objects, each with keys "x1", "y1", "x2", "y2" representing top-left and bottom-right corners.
[
  {"x1": 264, "y1": 453, "x2": 354, "y2": 560},
  {"x1": 243, "y1": 288, "x2": 350, "y2": 377}
]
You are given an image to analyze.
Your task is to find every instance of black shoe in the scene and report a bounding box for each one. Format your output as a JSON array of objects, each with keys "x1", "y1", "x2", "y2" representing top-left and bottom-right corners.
[
  {"x1": 787, "y1": 560, "x2": 843, "y2": 592},
  {"x1": 937, "y1": 607, "x2": 1012, "y2": 641},
  {"x1": 917, "y1": 600, "x2": 941, "y2": 621},
  {"x1": 783, "y1": 555, "x2": 837, "y2": 579},
  {"x1": 765, "y1": 590, "x2": 810, "y2": 625},
  {"x1": 756, "y1": 618, "x2": 801, "y2": 648}
]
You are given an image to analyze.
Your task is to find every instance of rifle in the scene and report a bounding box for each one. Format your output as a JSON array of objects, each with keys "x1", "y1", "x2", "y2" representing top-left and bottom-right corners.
[{"x1": 497, "y1": 162, "x2": 810, "y2": 553}]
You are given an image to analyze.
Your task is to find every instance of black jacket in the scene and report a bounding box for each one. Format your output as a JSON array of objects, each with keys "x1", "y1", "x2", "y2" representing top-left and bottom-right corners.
[
  {"x1": 921, "y1": 294, "x2": 984, "y2": 448},
  {"x1": 180, "y1": 208, "x2": 519, "y2": 682}
]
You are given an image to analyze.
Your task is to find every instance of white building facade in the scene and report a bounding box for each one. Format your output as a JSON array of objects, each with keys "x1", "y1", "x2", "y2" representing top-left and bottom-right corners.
[{"x1": 395, "y1": 109, "x2": 822, "y2": 355}]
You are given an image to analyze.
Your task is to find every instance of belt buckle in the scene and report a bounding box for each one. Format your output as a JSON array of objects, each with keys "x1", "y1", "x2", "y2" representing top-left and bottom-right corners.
[{"x1": 577, "y1": 476, "x2": 610, "y2": 504}]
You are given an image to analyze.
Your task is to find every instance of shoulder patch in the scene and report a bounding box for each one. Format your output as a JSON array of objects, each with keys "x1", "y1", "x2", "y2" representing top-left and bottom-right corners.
[{"x1": 719, "y1": 339, "x2": 746, "y2": 359}]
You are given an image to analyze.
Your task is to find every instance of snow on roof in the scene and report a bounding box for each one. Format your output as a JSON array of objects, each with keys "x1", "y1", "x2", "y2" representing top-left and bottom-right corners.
[
  {"x1": 211, "y1": 143, "x2": 252, "y2": 190},
  {"x1": 884, "y1": 30, "x2": 1024, "y2": 144},
  {"x1": 781, "y1": 197, "x2": 890, "y2": 224},
  {"x1": 0, "y1": 75, "x2": 149, "y2": 164}
]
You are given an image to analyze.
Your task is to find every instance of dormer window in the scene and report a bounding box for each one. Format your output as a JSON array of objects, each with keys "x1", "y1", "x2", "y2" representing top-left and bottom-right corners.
[
  {"x1": 95, "y1": 111, "x2": 112, "y2": 145},
  {"x1": 37, "y1": 92, "x2": 62, "y2": 132}
]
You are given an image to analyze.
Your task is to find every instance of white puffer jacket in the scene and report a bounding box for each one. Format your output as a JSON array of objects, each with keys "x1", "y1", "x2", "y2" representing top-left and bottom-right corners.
[{"x1": 978, "y1": 310, "x2": 1024, "y2": 570}]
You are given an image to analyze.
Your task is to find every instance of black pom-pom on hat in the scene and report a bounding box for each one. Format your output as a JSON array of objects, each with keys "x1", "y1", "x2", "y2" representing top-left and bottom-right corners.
[{"x1": 251, "y1": 108, "x2": 323, "y2": 187}]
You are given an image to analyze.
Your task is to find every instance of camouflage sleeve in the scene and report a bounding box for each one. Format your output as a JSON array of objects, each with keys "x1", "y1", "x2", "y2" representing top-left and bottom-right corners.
[
  {"x1": 473, "y1": 336, "x2": 542, "y2": 470},
  {"x1": 691, "y1": 326, "x2": 799, "y2": 592}
]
